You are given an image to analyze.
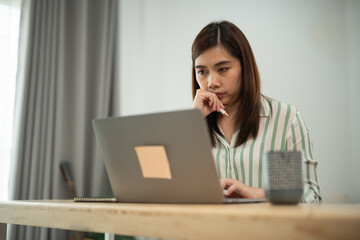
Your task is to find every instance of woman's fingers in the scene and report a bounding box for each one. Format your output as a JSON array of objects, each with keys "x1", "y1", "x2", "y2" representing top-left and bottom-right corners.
[
  {"x1": 207, "y1": 94, "x2": 214, "y2": 107},
  {"x1": 209, "y1": 93, "x2": 221, "y2": 112},
  {"x1": 220, "y1": 178, "x2": 263, "y2": 199},
  {"x1": 220, "y1": 178, "x2": 244, "y2": 197},
  {"x1": 216, "y1": 97, "x2": 223, "y2": 112},
  {"x1": 193, "y1": 89, "x2": 224, "y2": 117},
  {"x1": 212, "y1": 94, "x2": 218, "y2": 111},
  {"x1": 219, "y1": 178, "x2": 234, "y2": 189},
  {"x1": 225, "y1": 185, "x2": 238, "y2": 197}
]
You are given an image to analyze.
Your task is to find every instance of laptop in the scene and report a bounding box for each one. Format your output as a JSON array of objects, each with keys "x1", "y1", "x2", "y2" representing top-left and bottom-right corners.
[{"x1": 93, "y1": 109, "x2": 266, "y2": 204}]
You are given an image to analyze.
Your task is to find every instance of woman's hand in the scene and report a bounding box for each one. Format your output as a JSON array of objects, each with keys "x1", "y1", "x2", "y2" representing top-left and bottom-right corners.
[
  {"x1": 219, "y1": 178, "x2": 265, "y2": 199},
  {"x1": 192, "y1": 89, "x2": 225, "y2": 117}
]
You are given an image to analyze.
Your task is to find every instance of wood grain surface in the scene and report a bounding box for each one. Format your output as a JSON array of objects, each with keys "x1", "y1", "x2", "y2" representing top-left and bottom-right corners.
[{"x1": 0, "y1": 200, "x2": 359, "y2": 240}]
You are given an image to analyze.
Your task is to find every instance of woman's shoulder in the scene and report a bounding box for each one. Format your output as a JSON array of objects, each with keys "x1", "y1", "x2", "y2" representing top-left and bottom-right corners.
[{"x1": 260, "y1": 95, "x2": 299, "y2": 119}]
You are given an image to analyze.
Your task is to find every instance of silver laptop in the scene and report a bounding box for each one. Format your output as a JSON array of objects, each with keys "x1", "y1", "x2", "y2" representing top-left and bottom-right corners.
[{"x1": 93, "y1": 109, "x2": 266, "y2": 204}]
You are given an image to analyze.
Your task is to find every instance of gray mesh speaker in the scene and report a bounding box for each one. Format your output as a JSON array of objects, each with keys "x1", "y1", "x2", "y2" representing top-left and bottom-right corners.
[{"x1": 263, "y1": 151, "x2": 304, "y2": 204}]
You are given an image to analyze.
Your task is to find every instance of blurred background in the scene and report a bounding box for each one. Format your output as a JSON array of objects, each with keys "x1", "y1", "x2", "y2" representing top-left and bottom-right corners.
[{"x1": 0, "y1": 0, "x2": 359, "y2": 239}]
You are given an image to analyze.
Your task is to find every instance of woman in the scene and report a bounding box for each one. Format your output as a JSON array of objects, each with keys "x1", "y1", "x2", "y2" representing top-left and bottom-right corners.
[{"x1": 191, "y1": 21, "x2": 321, "y2": 203}]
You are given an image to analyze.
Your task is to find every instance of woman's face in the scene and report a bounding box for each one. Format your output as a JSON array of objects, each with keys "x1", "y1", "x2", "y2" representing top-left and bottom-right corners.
[{"x1": 194, "y1": 46, "x2": 242, "y2": 108}]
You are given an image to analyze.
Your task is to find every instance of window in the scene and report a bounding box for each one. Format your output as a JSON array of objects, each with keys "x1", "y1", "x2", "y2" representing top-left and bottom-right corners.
[{"x1": 0, "y1": 1, "x2": 21, "y2": 201}]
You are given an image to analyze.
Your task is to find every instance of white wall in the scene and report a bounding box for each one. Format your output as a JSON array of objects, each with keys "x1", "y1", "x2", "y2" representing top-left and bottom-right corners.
[
  {"x1": 119, "y1": 0, "x2": 360, "y2": 203},
  {"x1": 347, "y1": 0, "x2": 360, "y2": 203}
]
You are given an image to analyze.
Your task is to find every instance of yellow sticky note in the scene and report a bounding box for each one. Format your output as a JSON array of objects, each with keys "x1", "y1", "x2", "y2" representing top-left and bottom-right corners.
[{"x1": 134, "y1": 145, "x2": 172, "y2": 179}]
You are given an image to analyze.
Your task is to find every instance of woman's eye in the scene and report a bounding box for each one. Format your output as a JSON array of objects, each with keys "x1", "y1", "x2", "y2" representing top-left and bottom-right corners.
[
  {"x1": 219, "y1": 68, "x2": 228, "y2": 73},
  {"x1": 197, "y1": 70, "x2": 206, "y2": 75}
]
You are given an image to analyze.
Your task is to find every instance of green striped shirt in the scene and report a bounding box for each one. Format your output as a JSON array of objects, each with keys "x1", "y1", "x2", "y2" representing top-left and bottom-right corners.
[{"x1": 213, "y1": 96, "x2": 322, "y2": 204}]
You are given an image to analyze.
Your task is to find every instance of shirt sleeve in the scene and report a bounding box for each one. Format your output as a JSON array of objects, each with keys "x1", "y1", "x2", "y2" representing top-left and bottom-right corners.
[{"x1": 286, "y1": 109, "x2": 322, "y2": 204}]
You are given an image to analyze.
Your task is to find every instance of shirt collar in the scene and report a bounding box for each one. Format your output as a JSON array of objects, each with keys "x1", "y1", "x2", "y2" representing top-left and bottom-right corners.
[
  {"x1": 214, "y1": 127, "x2": 239, "y2": 148},
  {"x1": 260, "y1": 95, "x2": 271, "y2": 117}
]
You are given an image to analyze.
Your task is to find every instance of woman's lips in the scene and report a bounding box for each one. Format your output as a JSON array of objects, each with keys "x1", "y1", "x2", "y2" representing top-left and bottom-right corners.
[{"x1": 215, "y1": 93, "x2": 224, "y2": 99}]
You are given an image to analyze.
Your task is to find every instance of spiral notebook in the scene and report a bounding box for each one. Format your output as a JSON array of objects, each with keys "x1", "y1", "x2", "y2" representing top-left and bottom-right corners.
[{"x1": 73, "y1": 197, "x2": 118, "y2": 203}]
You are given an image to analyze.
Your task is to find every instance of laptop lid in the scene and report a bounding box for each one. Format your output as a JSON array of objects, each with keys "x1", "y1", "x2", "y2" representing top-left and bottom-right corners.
[
  {"x1": 93, "y1": 109, "x2": 272, "y2": 204},
  {"x1": 93, "y1": 109, "x2": 228, "y2": 203}
]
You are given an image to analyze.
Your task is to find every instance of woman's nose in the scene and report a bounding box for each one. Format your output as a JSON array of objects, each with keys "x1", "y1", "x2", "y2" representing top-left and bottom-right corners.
[{"x1": 207, "y1": 74, "x2": 220, "y2": 89}]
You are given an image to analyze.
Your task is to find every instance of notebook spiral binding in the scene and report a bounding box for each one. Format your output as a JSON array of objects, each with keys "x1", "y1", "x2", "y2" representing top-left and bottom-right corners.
[{"x1": 73, "y1": 197, "x2": 118, "y2": 203}]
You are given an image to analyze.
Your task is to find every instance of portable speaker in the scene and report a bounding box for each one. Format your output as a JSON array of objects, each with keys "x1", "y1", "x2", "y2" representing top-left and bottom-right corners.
[{"x1": 263, "y1": 151, "x2": 304, "y2": 204}]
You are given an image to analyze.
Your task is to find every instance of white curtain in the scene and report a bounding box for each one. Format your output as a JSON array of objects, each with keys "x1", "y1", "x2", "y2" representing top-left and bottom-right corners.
[{"x1": 9, "y1": 0, "x2": 120, "y2": 239}]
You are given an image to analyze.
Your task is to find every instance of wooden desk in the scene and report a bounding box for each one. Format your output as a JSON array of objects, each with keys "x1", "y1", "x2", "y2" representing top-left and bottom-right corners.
[{"x1": 0, "y1": 200, "x2": 360, "y2": 240}]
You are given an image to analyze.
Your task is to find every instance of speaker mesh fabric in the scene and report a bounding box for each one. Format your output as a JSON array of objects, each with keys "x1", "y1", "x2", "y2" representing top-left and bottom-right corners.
[{"x1": 263, "y1": 151, "x2": 303, "y2": 190}]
